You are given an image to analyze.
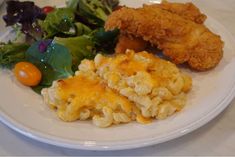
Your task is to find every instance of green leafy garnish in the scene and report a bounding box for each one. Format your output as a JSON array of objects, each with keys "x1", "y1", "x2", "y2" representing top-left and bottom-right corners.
[
  {"x1": 0, "y1": 0, "x2": 120, "y2": 95},
  {"x1": 54, "y1": 35, "x2": 95, "y2": 71},
  {"x1": 75, "y1": 22, "x2": 92, "y2": 36},
  {"x1": 66, "y1": 0, "x2": 80, "y2": 11},
  {"x1": 32, "y1": 85, "x2": 50, "y2": 94},
  {"x1": 40, "y1": 8, "x2": 76, "y2": 38},
  {"x1": 26, "y1": 40, "x2": 73, "y2": 86},
  {"x1": 0, "y1": 42, "x2": 30, "y2": 68},
  {"x1": 67, "y1": 0, "x2": 119, "y2": 27},
  {"x1": 78, "y1": 0, "x2": 108, "y2": 26},
  {"x1": 92, "y1": 28, "x2": 119, "y2": 53}
]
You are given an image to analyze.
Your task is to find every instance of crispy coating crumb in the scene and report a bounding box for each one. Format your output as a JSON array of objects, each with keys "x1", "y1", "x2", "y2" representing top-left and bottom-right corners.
[
  {"x1": 105, "y1": 5, "x2": 224, "y2": 71},
  {"x1": 114, "y1": 2, "x2": 207, "y2": 54},
  {"x1": 144, "y1": 1, "x2": 207, "y2": 24}
]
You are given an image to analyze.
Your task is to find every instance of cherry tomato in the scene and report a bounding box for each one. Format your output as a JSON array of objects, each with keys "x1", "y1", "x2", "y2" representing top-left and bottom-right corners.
[
  {"x1": 42, "y1": 6, "x2": 55, "y2": 14},
  {"x1": 14, "y1": 62, "x2": 42, "y2": 87}
]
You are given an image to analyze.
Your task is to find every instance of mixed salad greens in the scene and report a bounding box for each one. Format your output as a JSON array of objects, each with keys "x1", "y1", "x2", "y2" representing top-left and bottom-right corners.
[{"x1": 0, "y1": 0, "x2": 120, "y2": 93}]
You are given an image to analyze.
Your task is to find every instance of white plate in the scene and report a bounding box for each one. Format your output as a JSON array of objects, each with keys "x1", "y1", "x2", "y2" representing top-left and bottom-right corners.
[{"x1": 1, "y1": 0, "x2": 235, "y2": 151}]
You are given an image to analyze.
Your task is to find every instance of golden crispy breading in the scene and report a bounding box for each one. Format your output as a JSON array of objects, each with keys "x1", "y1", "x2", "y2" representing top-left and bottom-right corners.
[
  {"x1": 105, "y1": 6, "x2": 224, "y2": 71},
  {"x1": 144, "y1": 1, "x2": 207, "y2": 24},
  {"x1": 115, "y1": 33, "x2": 148, "y2": 53},
  {"x1": 114, "y1": 2, "x2": 207, "y2": 54}
]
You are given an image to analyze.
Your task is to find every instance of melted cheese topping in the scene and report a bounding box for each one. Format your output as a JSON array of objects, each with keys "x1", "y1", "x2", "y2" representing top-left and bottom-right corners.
[
  {"x1": 42, "y1": 50, "x2": 192, "y2": 127},
  {"x1": 55, "y1": 72, "x2": 134, "y2": 122},
  {"x1": 93, "y1": 50, "x2": 192, "y2": 120}
]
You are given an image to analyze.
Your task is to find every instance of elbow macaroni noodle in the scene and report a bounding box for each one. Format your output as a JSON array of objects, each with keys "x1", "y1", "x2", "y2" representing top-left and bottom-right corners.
[{"x1": 42, "y1": 50, "x2": 192, "y2": 127}]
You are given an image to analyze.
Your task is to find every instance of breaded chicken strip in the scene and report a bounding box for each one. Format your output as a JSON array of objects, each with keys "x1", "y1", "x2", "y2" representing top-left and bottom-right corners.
[
  {"x1": 105, "y1": 7, "x2": 224, "y2": 71},
  {"x1": 146, "y1": 1, "x2": 207, "y2": 24},
  {"x1": 115, "y1": 33, "x2": 148, "y2": 53},
  {"x1": 115, "y1": 2, "x2": 207, "y2": 54}
]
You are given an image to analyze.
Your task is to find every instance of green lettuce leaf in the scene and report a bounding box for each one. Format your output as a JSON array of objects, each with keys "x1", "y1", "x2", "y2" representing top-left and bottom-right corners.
[
  {"x1": 26, "y1": 40, "x2": 73, "y2": 86},
  {"x1": 66, "y1": 0, "x2": 80, "y2": 11},
  {"x1": 67, "y1": 0, "x2": 119, "y2": 27},
  {"x1": 40, "y1": 8, "x2": 76, "y2": 38},
  {"x1": 0, "y1": 42, "x2": 30, "y2": 68},
  {"x1": 78, "y1": 0, "x2": 108, "y2": 27},
  {"x1": 75, "y1": 22, "x2": 92, "y2": 36},
  {"x1": 54, "y1": 35, "x2": 95, "y2": 71},
  {"x1": 92, "y1": 28, "x2": 119, "y2": 54}
]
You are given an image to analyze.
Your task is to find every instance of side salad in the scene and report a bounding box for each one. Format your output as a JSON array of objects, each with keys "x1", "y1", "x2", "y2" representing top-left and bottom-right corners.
[{"x1": 0, "y1": 0, "x2": 120, "y2": 93}]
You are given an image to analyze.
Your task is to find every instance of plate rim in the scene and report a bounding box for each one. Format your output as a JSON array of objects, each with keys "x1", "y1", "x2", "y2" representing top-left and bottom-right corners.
[
  {"x1": 1, "y1": 77, "x2": 235, "y2": 151},
  {"x1": 0, "y1": 83, "x2": 235, "y2": 151},
  {"x1": 1, "y1": 8, "x2": 235, "y2": 151}
]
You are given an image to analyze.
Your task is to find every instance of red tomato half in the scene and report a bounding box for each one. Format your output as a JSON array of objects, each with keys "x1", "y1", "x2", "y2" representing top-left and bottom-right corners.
[{"x1": 42, "y1": 6, "x2": 55, "y2": 14}]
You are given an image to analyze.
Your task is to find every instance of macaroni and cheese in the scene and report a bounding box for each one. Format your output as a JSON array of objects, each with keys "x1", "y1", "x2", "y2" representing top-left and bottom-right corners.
[{"x1": 42, "y1": 50, "x2": 192, "y2": 127}]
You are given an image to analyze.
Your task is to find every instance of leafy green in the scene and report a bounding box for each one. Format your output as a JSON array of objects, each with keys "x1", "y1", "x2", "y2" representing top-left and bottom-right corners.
[
  {"x1": 92, "y1": 28, "x2": 119, "y2": 53},
  {"x1": 32, "y1": 84, "x2": 50, "y2": 94},
  {"x1": 66, "y1": 0, "x2": 80, "y2": 11},
  {"x1": 40, "y1": 8, "x2": 76, "y2": 38},
  {"x1": 26, "y1": 41, "x2": 73, "y2": 86},
  {"x1": 54, "y1": 35, "x2": 95, "y2": 71},
  {"x1": 3, "y1": 1, "x2": 46, "y2": 43},
  {"x1": 78, "y1": 0, "x2": 110, "y2": 26},
  {"x1": 11, "y1": 24, "x2": 24, "y2": 42},
  {"x1": 0, "y1": 42, "x2": 30, "y2": 68},
  {"x1": 102, "y1": 0, "x2": 119, "y2": 10},
  {"x1": 78, "y1": 0, "x2": 108, "y2": 26},
  {"x1": 75, "y1": 22, "x2": 92, "y2": 36},
  {"x1": 67, "y1": 0, "x2": 119, "y2": 27},
  {"x1": 54, "y1": 28, "x2": 119, "y2": 71}
]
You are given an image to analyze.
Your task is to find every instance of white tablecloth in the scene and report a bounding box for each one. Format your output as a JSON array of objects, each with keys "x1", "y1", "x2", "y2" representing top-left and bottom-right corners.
[{"x1": 1, "y1": 0, "x2": 235, "y2": 155}]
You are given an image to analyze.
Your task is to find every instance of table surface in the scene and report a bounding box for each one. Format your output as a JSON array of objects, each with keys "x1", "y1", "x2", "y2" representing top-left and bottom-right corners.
[{"x1": 1, "y1": 0, "x2": 235, "y2": 156}]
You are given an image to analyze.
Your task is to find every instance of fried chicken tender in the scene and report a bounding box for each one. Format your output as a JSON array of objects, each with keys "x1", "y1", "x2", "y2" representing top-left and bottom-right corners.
[
  {"x1": 146, "y1": 1, "x2": 207, "y2": 24},
  {"x1": 105, "y1": 6, "x2": 224, "y2": 71},
  {"x1": 114, "y1": 2, "x2": 207, "y2": 54}
]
